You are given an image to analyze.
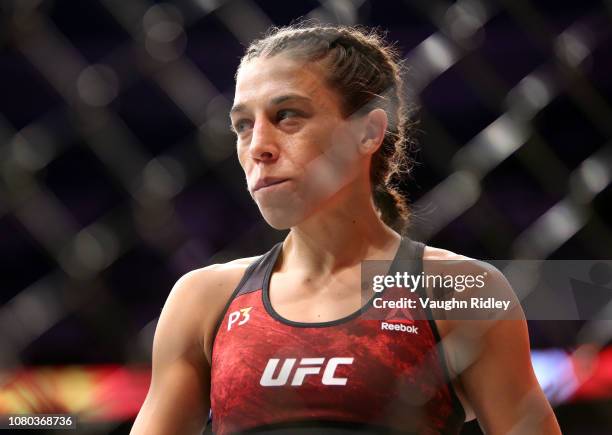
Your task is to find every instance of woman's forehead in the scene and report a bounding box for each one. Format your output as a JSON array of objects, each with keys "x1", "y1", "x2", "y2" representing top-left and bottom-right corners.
[{"x1": 234, "y1": 56, "x2": 338, "y2": 109}]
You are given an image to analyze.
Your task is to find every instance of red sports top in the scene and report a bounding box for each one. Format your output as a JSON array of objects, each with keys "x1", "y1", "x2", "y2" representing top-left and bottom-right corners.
[{"x1": 210, "y1": 238, "x2": 464, "y2": 434}]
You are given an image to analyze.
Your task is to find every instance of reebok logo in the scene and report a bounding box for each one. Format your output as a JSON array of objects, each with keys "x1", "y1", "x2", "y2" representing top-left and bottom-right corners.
[{"x1": 381, "y1": 321, "x2": 419, "y2": 335}]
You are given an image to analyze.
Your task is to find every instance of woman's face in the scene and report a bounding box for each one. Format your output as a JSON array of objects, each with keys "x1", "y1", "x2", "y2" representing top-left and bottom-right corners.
[{"x1": 231, "y1": 54, "x2": 367, "y2": 229}]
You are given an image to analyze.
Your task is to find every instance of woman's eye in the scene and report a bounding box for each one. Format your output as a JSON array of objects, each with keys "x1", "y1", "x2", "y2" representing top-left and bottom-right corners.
[
  {"x1": 277, "y1": 109, "x2": 298, "y2": 121},
  {"x1": 233, "y1": 119, "x2": 252, "y2": 134}
]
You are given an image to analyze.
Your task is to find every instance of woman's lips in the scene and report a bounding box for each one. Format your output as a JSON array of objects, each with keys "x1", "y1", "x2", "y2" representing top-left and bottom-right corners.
[{"x1": 253, "y1": 178, "x2": 290, "y2": 192}]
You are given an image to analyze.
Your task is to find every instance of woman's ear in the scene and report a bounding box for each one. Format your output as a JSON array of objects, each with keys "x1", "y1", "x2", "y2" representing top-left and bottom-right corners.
[{"x1": 358, "y1": 108, "x2": 388, "y2": 155}]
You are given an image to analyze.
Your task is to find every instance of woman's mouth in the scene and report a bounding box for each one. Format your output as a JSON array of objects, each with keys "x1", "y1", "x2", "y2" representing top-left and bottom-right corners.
[{"x1": 253, "y1": 178, "x2": 290, "y2": 192}]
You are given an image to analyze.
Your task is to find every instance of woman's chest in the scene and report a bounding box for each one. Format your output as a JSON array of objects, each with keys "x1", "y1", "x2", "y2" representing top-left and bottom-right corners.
[
  {"x1": 267, "y1": 268, "x2": 370, "y2": 323},
  {"x1": 210, "y1": 290, "x2": 455, "y2": 433}
]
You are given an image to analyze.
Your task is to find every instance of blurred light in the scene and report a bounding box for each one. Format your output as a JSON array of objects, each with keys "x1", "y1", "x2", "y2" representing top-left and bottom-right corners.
[
  {"x1": 77, "y1": 64, "x2": 119, "y2": 107},
  {"x1": 147, "y1": 20, "x2": 183, "y2": 44},
  {"x1": 13, "y1": 185, "x2": 77, "y2": 256},
  {"x1": 206, "y1": 94, "x2": 233, "y2": 135},
  {"x1": 75, "y1": 227, "x2": 119, "y2": 271},
  {"x1": 61, "y1": 225, "x2": 120, "y2": 278},
  {"x1": 414, "y1": 171, "x2": 481, "y2": 240},
  {"x1": 73, "y1": 231, "x2": 106, "y2": 273},
  {"x1": 143, "y1": 3, "x2": 184, "y2": 31},
  {"x1": 133, "y1": 201, "x2": 176, "y2": 239},
  {"x1": 145, "y1": 32, "x2": 186, "y2": 62},
  {"x1": 570, "y1": 149, "x2": 612, "y2": 202},
  {"x1": 421, "y1": 33, "x2": 458, "y2": 75},
  {"x1": 453, "y1": 114, "x2": 529, "y2": 176},
  {"x1": 17, "y1": 14, "x2": 88, "y2": 103},
  {"x1": 444, "y1": 0, "x2": 487, "y2": 45},
  {"x1": 513, "y1": 199, "x2": 588, "y2": 258},
  {"x1": 199, "y1": 94, "x2": 236, "y2": 162},
  {"x1": 214, "y1": 0, "x2": 273, "y2": 45},
  {"x1": 9, "y1": 128, "x2": 54, "y2": 172},
  {"x1": 571, "y1": 346, "x2": 612, "y2": 402},
  {"x1": 555, "y1": 28, "x2": 592, "y2": 68},
  {"x1": 0, "y1": 365, "x2": 150, "y2": 419},
  {"x1": 0, "y1": 304, "x2": 32, "y2": 350},
  {"x1": 11, "y1": 288, "x2": 57, "y2": 339},
  {"x1": 309, "y1": 0, "x2": 360, "y2": 25},
  {"x1": 193, "y1": 0, "x2": 224, "y2": 14},
  {"x1": 142, "y1": 156, "x2": 186, "y2": 200},
  {"x1": 578, "y1": 320, "x2": 612, "y2": 348},
  {"x1": 539, "y1": 201, "x2": 586, "y2": 241},
  {"x1": 155, "y1": 61, "x2": 219, "y2": 126},
  {"x1": 143, "y1": 3, "x2": 186, "y2": 62},
  {"x1": 579, "y1": 158, "x2": 610, "y2": 195},
  {"x1": 507, "y1": 74, "x2": 554, "y2": 119},
  {"x1": 81, "y1": 114, "x2": 151, "y2": 198},
  {"x1": 407, "y1": 33, "x2": 460, "y2": 94},
  {"x1": 0, "y1": 276, "x2": 64, "y2": 352},
  {"x1": 483, "y1": 115, "x2": 527, "y2": 160},
  {"x1": 502, "y1": 260, "x2": 543, "y2": 301},
  {"x1": 531, "y1": 350, "x2": 579, "y2": 405},
  {"x1": 514, "y1": 146, "x2": 612, "y2": 257},
  {"x1": 2, "y1": 160, "x2": 34, "y2": 191}
]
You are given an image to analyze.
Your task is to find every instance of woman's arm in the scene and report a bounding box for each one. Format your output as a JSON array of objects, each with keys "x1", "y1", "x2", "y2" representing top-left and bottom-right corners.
[
  {"x1": 452, "y1": 268, "x2": 562, "y2": 434},
  {"x1": 131, "y1": 271, "x2": 215, "y2": 435},
  {"x1": 461, "y1": 317, "x2": 561, "y2": 434}
]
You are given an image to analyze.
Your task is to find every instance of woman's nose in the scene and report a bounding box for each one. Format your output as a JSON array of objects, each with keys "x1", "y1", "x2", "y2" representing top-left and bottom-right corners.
[{"x1": 249, "y1": 118, "x2": 279, "y2": 162}]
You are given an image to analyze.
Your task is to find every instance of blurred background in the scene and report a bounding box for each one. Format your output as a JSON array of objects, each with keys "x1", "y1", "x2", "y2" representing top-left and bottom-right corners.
[{"x1": 1, "y1": 0, "x2": 611, "y2": 433}]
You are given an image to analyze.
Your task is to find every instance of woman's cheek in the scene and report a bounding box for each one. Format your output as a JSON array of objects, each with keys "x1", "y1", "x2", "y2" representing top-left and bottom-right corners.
[{"x1": 298, "y1": 150, "x2": 359, "y2": 208}]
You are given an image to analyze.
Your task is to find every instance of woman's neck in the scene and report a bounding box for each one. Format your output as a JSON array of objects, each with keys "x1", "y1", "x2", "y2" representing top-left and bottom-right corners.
[{"x1": 281, "y1": 194, "x2": 401, "y2": 276}]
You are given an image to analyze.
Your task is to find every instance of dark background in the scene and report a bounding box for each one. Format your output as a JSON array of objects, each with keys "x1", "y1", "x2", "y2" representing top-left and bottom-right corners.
[{"x1": 1, "y1": 0, "x2": 611, "y2": 433}]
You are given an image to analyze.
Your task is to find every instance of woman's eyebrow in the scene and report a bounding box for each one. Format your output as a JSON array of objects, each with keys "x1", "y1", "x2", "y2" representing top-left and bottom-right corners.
[
  {"x1": 229, "y1": 103, "x2": 247, "y2": 116},
  {"x1": 270, "y1": 94, "x2": 312, "y2": 106},
  {"x1": 230, "y1": 94, "x2": 313, "y2": 116}
]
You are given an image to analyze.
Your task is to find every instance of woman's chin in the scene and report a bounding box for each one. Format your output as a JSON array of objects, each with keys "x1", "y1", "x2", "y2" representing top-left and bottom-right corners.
[{"x1": 259, "y1": 207, "x2": 304, "y2": 230}]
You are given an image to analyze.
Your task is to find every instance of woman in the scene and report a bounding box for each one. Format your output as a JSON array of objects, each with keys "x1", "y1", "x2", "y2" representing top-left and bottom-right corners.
[{"x1": 131, "y1": 23, "x2": 561, "y2": 434}]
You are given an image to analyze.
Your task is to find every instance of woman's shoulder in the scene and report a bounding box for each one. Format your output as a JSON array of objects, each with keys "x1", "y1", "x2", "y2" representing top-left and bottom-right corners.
[
  {"x1": 187, "y1": 255, "x2": 262, "y2": 282},
  {"x1": 162, "y1": 254, "x2": 264, "y2": 363},
  {"x1": 172, "y1": 255, "x2": 263, "y2": 309},
  {"x1": 423, "y1": 245, "x2": 474, "y2": 261},
  {"x1": 423, "y1": 244, "x2": 502, "y2": 276},
  {"x1": 421, "y1": 244, "x2": 516, "y2": 320}
]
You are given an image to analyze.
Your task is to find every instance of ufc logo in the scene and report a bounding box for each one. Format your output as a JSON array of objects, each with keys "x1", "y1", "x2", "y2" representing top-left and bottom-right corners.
[
  {"x1": 260, "y1": 357, "x2": 354, "y2": 387},
  {"x1": 227, "y1": 307, "x2": 252, "y2": 331}
]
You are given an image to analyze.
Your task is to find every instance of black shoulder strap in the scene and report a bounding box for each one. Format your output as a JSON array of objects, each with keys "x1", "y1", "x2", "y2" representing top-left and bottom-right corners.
[
  {"x1": 235, "y1": 241, "x2": 283, "y2": 297},
  {"x1": 387, "y1": 237, "x2": 425, "y2": 276},
  {"x1": 209, "y1": 242, "x2": 283, "y2": 354}
]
